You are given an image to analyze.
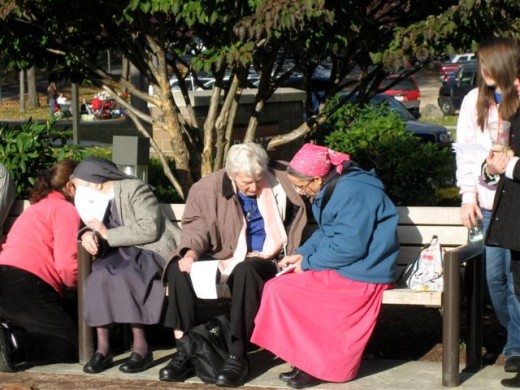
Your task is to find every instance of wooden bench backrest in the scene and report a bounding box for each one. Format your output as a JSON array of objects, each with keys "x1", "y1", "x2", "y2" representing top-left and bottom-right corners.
[
  {"x1": 160, "y1": 204, "x2": 467, "y2": 267},
  {"x1": 395, "y1": 206, "x2": 467, "y2": 272},
  {"x1": 5, "y1": 203, "x2": 466, "y2": 266}
]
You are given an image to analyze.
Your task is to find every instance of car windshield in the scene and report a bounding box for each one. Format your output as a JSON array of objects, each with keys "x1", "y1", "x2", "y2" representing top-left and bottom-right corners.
[{"x1": 380, "y1": 78, "x2": 417, "y2": 91}]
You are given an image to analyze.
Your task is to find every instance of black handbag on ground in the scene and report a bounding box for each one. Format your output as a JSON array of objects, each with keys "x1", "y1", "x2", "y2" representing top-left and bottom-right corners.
[{"x1": 182, "y1": 315, "x2": 232, "y2": 383}]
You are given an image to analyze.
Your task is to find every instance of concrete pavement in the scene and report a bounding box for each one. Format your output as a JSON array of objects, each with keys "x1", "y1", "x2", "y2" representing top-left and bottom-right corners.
[{"x1": 9, "y1": 348, "x2": 518, "y2": 390}]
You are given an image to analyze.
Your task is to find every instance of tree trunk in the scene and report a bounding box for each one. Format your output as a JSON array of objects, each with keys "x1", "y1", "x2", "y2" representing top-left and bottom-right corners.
[
  {"x1": 121, "y1": 55, "x2": 129, "y2": 93},
  {"x1": 27, "y1": 66, "x2": 39, "y2": 108},
  {"x1": 19, "y1": 70, "x2": 26, "y2": 113}
]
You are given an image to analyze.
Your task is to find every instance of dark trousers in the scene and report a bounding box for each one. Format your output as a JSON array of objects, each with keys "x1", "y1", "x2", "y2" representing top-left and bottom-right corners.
[
  {"x1": 163, "y1": 258, "x2": 277, "y2": 343},
  {"x1": 0, "y1": 265, "x2": 78, "y2": 363},
  {"x1": 511, "y1": 251, "x2": 520, "y2": 301}
]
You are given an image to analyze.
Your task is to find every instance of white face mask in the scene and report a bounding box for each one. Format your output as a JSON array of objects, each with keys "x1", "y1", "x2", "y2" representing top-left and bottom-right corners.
[{"x1": 74, "y1": 184, "x2": 110, "y2": 225}]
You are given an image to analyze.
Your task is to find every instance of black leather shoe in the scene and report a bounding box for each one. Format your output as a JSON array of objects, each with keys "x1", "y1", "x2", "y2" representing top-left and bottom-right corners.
[
  {"x1": 83, "y1": 352, "x2": 113, "y2": 374},
  {"x1": 119, "y1": 351, "x2": 153, "y2": 373},
  {"x1": 505, "y1": 356, "x2": 520, "y2": 372},
  {"x1": 159, "y1": 351, "x2": 195, "y2": 382},
  {"x1": 287, "y1": 370, "x2": 321, "y2": 389},
  {"x1": 279, "y1": 367, "x2": 299, "y2": 382},
  {"x1": 0, "y1": 324, "x2": 15, "y2": 372},
  {"x1": 215, "y1": 354, "x2": 248, "y2": 387}
]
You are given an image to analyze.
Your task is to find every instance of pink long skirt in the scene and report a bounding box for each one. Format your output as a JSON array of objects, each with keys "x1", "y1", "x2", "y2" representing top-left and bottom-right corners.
[{"x1": 251, "y1": 270, "x2": 391, "y2": 383}]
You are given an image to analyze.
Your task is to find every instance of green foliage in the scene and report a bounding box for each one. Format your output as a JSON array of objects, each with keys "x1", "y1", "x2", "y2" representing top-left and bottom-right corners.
[
  {"x1": 148, "y1": 157, "x2": 183, "y2": 203},
  {"x1": 79, "y1": 147, "x2": 182, "y2": 202},
  {"x1": 323, "y1": 102, "x2": 454, "y2": 206},
  {"x1": 0, "y1": 0, "x2": 518, "y2": 193},
  {"x1": 0, "y1": 120, "x2": 87, "y2": 198},
  {"x1": 435, "y1": 186, "x2": 461, "y2": 206}
]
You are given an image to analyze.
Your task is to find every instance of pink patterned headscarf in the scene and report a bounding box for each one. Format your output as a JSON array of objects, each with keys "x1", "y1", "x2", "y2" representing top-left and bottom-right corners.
[{"x1": 288, "y1": 143, "x2": 350, "y2": 178}]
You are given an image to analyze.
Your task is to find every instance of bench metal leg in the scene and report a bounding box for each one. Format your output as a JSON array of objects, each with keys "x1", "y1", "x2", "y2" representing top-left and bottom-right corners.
[
  {"x1": 77, "y1": 243, "x2": 94, "y2": 364},
  {"x1": 465, "y1": 253, "x2": 483, "y2": 372},
  {"x1": 442, "y1": 251, "x2": 460, "y2": 387}
]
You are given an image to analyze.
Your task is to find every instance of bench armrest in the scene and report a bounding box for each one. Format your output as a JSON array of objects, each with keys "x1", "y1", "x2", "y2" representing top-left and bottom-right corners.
[
  {"x1": 447, "y1": 242, "x2": 484, "y2": 265},
  {"x1": 442, "y1": 242, "x2": 484, "y2": 386}
]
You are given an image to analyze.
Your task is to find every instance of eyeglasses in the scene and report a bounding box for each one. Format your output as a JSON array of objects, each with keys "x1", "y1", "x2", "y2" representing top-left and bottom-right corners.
[{"x1": 293, "y1": 180, "x2": 313, "y2": 195}]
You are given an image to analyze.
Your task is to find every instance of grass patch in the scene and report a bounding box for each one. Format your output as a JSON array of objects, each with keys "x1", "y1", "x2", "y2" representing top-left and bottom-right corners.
[
  {"x1": 0, "y1": 85, "x2": 102, "y2": 121},
  {"x1": 422, "y1": 115, "x2": 458, "y2": 128}
]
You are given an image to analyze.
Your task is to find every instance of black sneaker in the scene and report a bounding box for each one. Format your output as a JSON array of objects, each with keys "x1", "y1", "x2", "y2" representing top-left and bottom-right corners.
[
  {"x1": 158, "y1": 351, "x2": 195, "y2": 382},
  {"x1": 215, "y1": 354, "x2": 248, "y2": 387},
  {"x1": 505, "y1": 355, "x2": 520, "y2": 373},
  {"x1": 0, "y1": 323, "x2": 15, "y2": 372}
]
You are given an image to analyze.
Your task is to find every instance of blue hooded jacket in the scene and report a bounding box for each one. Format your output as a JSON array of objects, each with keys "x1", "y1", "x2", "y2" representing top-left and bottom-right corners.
[{"x1": 296, "y1": 168, "x2": 399, "y2": 283}]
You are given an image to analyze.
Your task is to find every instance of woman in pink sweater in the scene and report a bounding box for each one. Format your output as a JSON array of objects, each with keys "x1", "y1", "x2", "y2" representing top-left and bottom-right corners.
[{"x1": 0, "y1": 159, "x2": 80, "y2": 372}]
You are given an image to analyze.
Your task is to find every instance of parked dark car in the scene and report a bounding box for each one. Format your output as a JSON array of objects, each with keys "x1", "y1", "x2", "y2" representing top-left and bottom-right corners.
[
  {"x1": 330, "y1": 93, "x2": 452, "y2": 145},
  {"x1": 369, "y1": 94, "x2": 452, "y2": 145},
  {"x1": 437, "y1": 62, "x2": 478, "y2": 115}
]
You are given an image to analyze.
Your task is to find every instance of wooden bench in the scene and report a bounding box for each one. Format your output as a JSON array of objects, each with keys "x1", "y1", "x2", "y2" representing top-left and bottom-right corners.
[
  {"x1": 1, "y1": 202, "x2": 483, "y2": 387},
  {"x1": 78, "y1": 204, "x2": 483, "y2": 387},
  {"x1": 76, "y1": 204, "x2": 483, "y2": 387}
]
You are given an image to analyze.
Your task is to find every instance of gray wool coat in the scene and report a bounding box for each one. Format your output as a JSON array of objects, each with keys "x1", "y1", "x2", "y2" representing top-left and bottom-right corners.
[{"x1": 80, "y1": 179, "x2": 181, "y2": 262}]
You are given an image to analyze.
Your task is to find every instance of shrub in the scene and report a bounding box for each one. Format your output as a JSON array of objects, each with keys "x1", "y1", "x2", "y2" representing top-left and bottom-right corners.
[
  {"x1": 148, "y1": 157, "x2": 183, "y2": 203},
  {"x1": 321, "y1": 100, "x2": 455, "y2": 206},
  {"x1": 80, "y1": 147, "x2": 182, "y2": 203},
  {"x1": 0, "y1": 120, "x2": 87, "y2": 198}
]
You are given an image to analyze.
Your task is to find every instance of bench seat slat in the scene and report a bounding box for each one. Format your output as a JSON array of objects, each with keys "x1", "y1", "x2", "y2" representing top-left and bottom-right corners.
[{"x1": 382, "y1": 288, "x2": 442, "y2": 306}]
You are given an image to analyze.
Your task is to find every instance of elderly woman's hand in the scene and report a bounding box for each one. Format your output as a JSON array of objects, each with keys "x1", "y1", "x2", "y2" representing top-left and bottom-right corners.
[
  {"x1": 177, "y1": 250, "x2": 199, "y2": 274},
  {"x1": 279, "y1": 254, "x2": 304, "y2": 273},
  {"x1": 81, "y1": 231, "x2": 100, "y2": 256},
  {"x1": 86, "y1": 219, "x2": 108, "y2": 240},
  {"x1": 178, "y1": 255, "x2": 195, "y2": 273}
]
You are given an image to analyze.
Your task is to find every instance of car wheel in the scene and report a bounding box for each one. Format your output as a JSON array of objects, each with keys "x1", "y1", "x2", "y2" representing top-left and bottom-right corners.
[{"x1": 439, "y1": 98, "x2": 455, "y2": 115}]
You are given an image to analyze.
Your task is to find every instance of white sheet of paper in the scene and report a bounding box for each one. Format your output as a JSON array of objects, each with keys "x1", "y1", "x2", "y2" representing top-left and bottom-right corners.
[
  {"x1": 452, "y1": 143, "x2": 489, "y2": 154},
  {"x1": 190, "y1": 260, "x2": 219, "y2": 299},
  {"x1": 74, "y1": 185, "x2": 110, "y2": 225}
]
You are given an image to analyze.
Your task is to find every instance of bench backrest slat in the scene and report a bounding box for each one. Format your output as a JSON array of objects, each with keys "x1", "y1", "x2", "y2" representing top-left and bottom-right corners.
[
  {"x1": 161, "y1": 204, "x2": 467, "y2": 246},
  {"x1": 397, "y1": 206, "x2": 461, "y2": 225},
  {"x1": 6, "y1": 203, "x2": 467, "y2": 270},
  {"x1": 398, "y1": 225, "x2": 468, "y2": 247},
  {"x1": 160, "y1": 203, "x2": 185, "y2": 222}
]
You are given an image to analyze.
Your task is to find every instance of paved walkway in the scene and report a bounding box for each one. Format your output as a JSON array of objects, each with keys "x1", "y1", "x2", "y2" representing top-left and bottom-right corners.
[{"x1": 1, "y1": 348, "x2": 518, "y2": 390}]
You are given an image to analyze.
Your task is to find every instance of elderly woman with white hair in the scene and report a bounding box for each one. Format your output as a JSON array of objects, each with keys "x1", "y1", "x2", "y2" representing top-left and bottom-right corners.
[{"x1": 158, "y1": 142, "x2": 307, "y2": 387}]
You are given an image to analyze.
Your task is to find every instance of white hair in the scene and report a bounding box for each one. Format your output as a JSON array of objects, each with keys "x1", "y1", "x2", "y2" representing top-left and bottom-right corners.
[{"x1": 225, "y1": 143, "x2": 268, "y2": 179}]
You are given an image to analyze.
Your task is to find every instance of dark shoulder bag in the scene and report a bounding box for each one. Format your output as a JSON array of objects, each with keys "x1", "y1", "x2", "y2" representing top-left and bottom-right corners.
[{"x1": 182, "y1": 315, "x2": 232, "y2": 384}]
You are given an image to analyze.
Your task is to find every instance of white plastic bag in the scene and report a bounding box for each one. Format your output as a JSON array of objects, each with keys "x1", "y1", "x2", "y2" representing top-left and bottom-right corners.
[{"x1": 405, "y1": 235, "x2": 445, "y2": 292}]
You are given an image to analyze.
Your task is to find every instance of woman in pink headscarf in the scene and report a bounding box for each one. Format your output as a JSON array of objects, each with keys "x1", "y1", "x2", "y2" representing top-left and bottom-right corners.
[{"x1": 251, "y1": 143, "x2": 400, "y2": 388}]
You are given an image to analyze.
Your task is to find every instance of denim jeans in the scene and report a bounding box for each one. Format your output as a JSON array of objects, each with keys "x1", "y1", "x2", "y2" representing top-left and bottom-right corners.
[{"x1": 482, "y1": 208, "x2": 520, "y2": 357}]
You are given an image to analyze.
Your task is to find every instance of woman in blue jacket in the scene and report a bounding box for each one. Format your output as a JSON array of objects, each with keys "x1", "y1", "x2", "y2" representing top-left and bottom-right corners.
[{"x1": 251, "y1": 143, "x2": 400, "y2": 389}]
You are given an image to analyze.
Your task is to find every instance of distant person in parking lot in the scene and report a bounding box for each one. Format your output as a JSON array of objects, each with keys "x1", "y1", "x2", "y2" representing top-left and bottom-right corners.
[{"x1": 455, "y1": 37, "x2": 520, "y2": 373}]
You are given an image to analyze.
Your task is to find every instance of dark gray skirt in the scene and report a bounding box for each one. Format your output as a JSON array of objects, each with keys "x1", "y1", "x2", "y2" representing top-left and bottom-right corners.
[{"x1": 83, "y1": 245, "x2": 165, "y2": 327}]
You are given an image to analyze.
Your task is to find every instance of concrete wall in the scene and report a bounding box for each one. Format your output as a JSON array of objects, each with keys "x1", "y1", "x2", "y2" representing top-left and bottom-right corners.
[{"x1": 152, "y1": 87, "x2": 306, "y2": 161}]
